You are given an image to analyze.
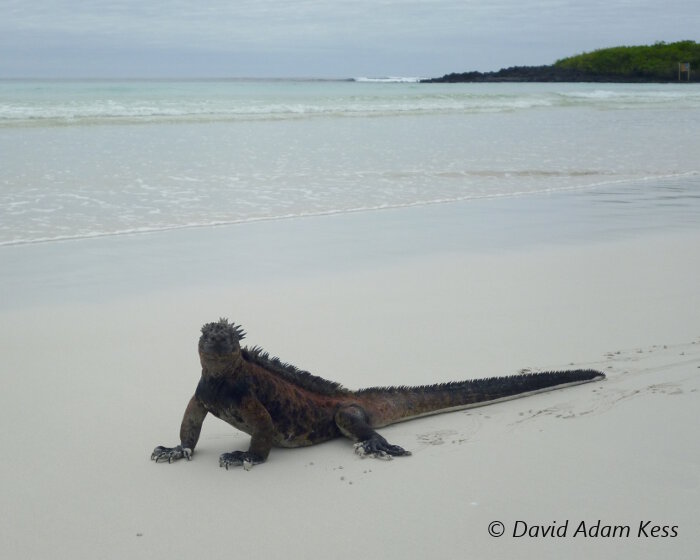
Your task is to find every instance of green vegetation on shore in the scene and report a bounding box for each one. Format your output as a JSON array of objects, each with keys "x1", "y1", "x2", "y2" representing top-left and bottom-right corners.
[
  {"x1": 423, "y1": 41, "x2": 699, "y2": 83},
  {"x1": 555, "y1": 41, "x2": 699, "y2": 80}
]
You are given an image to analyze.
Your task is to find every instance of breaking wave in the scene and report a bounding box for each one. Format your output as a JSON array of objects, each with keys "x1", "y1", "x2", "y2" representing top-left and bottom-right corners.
[{"x1": 3, "y1": 80, "x2": 699, "y2": 127}]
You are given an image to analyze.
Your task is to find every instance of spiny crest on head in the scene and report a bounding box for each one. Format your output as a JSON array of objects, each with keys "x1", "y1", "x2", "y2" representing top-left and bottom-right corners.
[{"x1": 201, "y1": 317, "x2": 246, "y2": 342}]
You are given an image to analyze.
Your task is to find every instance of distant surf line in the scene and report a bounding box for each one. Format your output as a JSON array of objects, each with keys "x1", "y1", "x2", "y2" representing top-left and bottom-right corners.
[{"x1": 3, "y1": 85, "x2": 698, "y2": 129}]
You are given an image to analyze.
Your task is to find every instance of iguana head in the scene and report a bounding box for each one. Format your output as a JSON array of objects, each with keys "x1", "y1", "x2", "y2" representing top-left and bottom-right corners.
[{"x1": 199, "y1": 318, "x2": 246, "y2": 358}]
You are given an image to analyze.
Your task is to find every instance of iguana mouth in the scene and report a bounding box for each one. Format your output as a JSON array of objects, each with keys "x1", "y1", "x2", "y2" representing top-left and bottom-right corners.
[{"x1": 199, "y1": 333, "x2": 234, "y2": 355}]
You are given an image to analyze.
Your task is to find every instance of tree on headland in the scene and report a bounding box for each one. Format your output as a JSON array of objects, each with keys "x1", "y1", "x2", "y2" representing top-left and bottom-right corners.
[
  {"x1": 422, "y1": 41, "x2": 700, "y2": 83},
  {"x1": 554, "y1": 41, "x2": 699, "y2": 81}
]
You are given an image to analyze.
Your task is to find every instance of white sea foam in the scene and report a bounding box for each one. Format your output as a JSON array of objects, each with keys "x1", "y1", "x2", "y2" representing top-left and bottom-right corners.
[
  {"x1": 353, "y1": 77, "x2": 422, "y2": 83},
  {"x1": 2, "y1": 80, "x2": 698, "y2": 127},
  {"x1": 1, "y1": 171, "x2": 697, "y2": 247}
]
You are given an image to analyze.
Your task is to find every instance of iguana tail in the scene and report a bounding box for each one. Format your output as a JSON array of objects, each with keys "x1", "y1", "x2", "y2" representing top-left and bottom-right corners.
[{"x1": 355, "y1": 369, "x2": 605, "y2": 428}]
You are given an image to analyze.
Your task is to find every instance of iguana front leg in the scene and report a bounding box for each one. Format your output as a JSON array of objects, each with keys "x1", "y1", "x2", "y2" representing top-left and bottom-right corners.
[
  {"x1": 151, "y1": 445, "x2": 192, "y2": 463},
  {"x1": 219, "y1": 393, "x2": 276, "y2": 471},
  {"x1": 152, "y1": 395, "x2": 208, "y2": 463},
  {"x1": 335, "y1": 405, "x2": 411, "y2": 459}
]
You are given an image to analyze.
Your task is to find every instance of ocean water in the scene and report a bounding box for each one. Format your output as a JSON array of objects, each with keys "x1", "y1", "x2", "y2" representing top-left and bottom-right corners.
[{"x1": 1, "y1": 79, "x2": 699, "y2": 246}]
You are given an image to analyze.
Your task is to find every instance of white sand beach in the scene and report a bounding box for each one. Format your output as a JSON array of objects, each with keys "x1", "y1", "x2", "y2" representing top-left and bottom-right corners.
[{"x1": 1, "y1": 190, "x2": 698, "y2": 560}]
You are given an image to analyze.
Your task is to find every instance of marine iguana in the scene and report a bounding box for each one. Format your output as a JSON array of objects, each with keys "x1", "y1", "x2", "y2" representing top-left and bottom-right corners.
[{"x1": 151, "y1": 318, "x2": 605, "y2": 470}]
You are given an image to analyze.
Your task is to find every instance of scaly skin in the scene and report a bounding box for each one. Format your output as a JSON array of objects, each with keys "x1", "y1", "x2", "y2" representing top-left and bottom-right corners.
[{"x1": 151, "y1": 319, "x2": 605, "y2": 469}]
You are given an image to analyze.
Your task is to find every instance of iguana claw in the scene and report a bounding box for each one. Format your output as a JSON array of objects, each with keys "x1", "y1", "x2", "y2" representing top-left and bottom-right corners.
[
  {"x1": 151, "y1": 445, "x2": 192, "y2": 463},
  {"x1": 219, "y1": 451, "x2": 262, "y2": 470},
  {"x1": 354, "y1": 434, "x2": 411, "y2": 459}
]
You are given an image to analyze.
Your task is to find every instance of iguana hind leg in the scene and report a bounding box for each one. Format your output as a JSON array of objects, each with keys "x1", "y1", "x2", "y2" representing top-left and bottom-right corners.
[{"x1": 334, "y1": 405, "x2": 411, "y2": 459}]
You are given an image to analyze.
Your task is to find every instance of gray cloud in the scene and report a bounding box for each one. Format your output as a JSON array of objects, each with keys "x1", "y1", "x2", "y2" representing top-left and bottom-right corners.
[{"x1": 1, "y1": 0, "x2": 698, "y2": 77}]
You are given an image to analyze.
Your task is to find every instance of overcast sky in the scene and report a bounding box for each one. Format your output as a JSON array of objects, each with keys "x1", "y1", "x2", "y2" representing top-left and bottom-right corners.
[{"x1": 2, "y1": 1, "x2": 698, "y2": 78}]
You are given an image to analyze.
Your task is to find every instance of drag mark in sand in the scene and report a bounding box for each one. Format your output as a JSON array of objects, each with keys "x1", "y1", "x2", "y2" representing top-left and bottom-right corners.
[{"x1": 511, "y1": 339, "x2": 700, "y2": 426}]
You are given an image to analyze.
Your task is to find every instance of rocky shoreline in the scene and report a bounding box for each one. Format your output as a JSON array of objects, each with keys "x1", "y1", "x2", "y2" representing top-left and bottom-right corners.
[{"x1": 421, "y1": 64, "x2": 697, "y2": 83}]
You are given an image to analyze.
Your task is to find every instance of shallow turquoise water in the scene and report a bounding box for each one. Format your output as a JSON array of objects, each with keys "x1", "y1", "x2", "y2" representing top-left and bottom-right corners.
[{"x1": 1, "y1": 80, "x2": 699, "y2": 245}]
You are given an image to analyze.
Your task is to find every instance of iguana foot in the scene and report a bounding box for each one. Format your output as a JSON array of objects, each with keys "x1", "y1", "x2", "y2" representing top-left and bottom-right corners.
[
  {"x1": 151, "y1": 445, "x2": 192, "y2": 463},
  {"x1": 354, "y1": 434, "x2": 412, "y2": 460},
  {"x1": 219, "y1": 451, "x2": 264, "y2": 471}
]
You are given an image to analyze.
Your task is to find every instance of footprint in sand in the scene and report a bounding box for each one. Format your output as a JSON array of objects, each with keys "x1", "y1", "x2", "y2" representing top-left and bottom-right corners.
[
  {"x1": 514, "y1": 406, "x2": 564, "y2": 424},
  {"x1": 415, "y1": 409, "x2": 487, "y2": 447},
  {"x1": 417, "y1": 429, "x2": 458, "y2": 446}
]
